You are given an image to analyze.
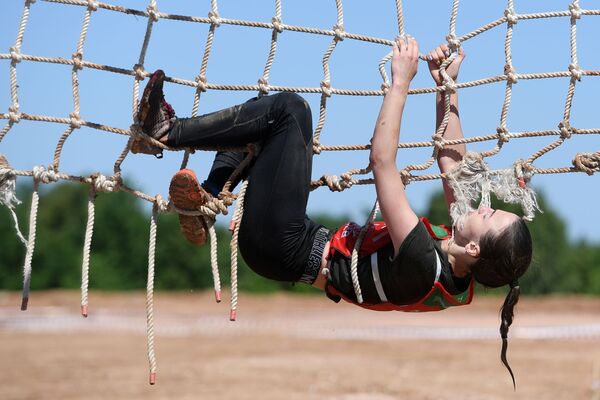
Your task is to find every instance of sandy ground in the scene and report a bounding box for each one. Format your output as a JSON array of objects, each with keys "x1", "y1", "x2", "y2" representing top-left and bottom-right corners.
[{"x1": 1, "y1": 290, "x2": 600, "y2": 400}]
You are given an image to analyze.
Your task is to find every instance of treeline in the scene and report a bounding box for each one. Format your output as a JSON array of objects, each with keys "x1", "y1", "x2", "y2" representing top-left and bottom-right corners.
[{"x1": 1, "y1": 182, "x2": 599, "y2": 294}]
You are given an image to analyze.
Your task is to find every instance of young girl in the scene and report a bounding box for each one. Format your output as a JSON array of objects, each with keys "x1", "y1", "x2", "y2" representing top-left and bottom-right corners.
[{"x1": 136, "y1": 37, "x2": 532, "y2": 386}]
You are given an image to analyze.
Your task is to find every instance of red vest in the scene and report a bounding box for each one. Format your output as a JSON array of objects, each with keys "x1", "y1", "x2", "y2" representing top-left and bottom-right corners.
[{"x1": 325, "y1": 217, "x2": 474, "y2": 312}]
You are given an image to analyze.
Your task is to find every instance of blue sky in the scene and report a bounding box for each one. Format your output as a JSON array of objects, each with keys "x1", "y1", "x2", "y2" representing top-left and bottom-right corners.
[{"x1": 1, "y1": 0, "x2": 599, "y2": 242}]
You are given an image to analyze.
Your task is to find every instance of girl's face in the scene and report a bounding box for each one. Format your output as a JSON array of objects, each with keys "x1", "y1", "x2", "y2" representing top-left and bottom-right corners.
[{"x1": 454, "y1": 206, "x2": 519, "y2": 246}]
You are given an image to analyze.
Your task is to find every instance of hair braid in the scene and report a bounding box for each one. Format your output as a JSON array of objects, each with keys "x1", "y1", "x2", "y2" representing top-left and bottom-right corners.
[{"x1": 499, "y1": 281, "x2": 521, "y2": 390}]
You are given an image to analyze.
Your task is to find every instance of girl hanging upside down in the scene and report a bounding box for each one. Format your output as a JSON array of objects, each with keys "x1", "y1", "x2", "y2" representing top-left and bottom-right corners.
[{"x1": 136, "y1": 37, "x2": 532, "y2": 387}]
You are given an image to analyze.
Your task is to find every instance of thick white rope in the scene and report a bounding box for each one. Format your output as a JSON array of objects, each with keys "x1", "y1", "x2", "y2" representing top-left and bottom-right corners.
[
  {"x1": 80, "y1": 187, "x2": 96, "y2": 317},
  {"x1": 146, "y1": 201, "x2": 158, "y2": 385},
  {"x1": 229, "y1": 180, "x2": 248, "y2": 322}
]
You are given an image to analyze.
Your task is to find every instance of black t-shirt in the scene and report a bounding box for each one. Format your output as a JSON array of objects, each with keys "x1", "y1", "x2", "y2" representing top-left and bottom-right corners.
[{"x1": 328, "y1": 221, "x2": 471, "y2": 305}]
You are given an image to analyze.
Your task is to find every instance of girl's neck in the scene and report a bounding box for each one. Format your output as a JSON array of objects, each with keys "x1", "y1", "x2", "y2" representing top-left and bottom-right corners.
[{"x1": 440, "y1": 239, "x2": 471, "y2": 278}]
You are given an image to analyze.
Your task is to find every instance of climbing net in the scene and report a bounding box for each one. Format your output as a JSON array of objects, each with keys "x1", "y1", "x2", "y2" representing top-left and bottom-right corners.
[{"x1": 1, "y1": 0, "x2": 600, "y2": 384}]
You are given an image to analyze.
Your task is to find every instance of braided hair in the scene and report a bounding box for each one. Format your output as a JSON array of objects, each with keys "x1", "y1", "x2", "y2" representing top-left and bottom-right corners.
[{"x1": 470, "y1": 218, "x2": 532, "y2": 389}]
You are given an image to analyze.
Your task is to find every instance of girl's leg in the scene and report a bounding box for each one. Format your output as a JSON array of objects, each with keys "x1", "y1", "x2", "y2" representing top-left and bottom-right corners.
[{"x1": 167, "y1": 92, "x2": 328, "y2": 282}]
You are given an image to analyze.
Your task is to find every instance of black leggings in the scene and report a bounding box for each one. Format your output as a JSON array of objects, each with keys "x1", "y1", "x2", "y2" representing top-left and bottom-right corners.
[{"x1": 167, "y1": 93, "x2": 329, "y2": 284}]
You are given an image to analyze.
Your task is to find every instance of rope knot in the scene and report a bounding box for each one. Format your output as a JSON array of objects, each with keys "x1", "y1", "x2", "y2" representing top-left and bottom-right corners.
[
  {"x1": 9, "y1": 47, "x2": 22, "y2": 64},
  {"x1": 87, "y1": 0, "x2": 99, "y2": 11},
  {"x1": 569, "y1": 2, "x2": 582, "y2": 20},
  {"x1": 380, "y1": 82, "x2": 390, "y2": 94},
  {"x1": 90, "y1": 173, "x2": 116, "y2": 193},
  {"x1": 445, "y1": 34, "x2": 461, "y2": 50},
  {"x1": 572, "y1": 151, "x2": 600, "y2": 176},
  {"x1": 312, "y1": 144, "x2": 322, "y2": 154},
  {"x1": 146, "y1": 4, "x2": 159, "y2": 22},
  {"x1": 558, "y1": 120, "x2": 572, "y2": 139},
  {"x1": 8, "y1": 106, "x2": 21, "y2": 123},
  {"x1": 513, "y1": 160, "x2": 532, "y2": 188},
  {"x1": 432, "y1": 133, "x2": 445, "y2": 150},
  {"x1": 496, "y1": 126, "x2": 510, "y2": 143},
  {"x1": 333, "y1": 24, "x2": 345, "y2": 41},
  {"x1": 504, "y1": 64, "x2": 518, "y2": 84},
  {"x1": 208, "y1": 11, "x2": 221, "y2": 27},
  {"x1": 258, "y1": 77, "x2": 270, "y2": 94},
  {"x1": 72, "y1": 52, "x2": 84, "y2": 71},
  {"x1": 133, "y1": 64, "x2": 146, "y2": 81},
  {"x1": 154, "y1": 194, "x2": 170, "y2": 212},
  {"x1": 442, "y1": 78, "x2": 457, "y2": 93},
  {"x1": 33, "y1": 166, "x2": 59, "y2": 184},
  {"x1": 504, "y1": 7, "x2": 519, "y2": 25},
  {"x1": 320, "y1": 80, "x2": 332, "y2": 97},
  {"x1": 69, "y1": 112, "x2": 82, "y2": 129},
  {"x1": 271, "y1": 16, "x2": 284, "y2": 33},
  {"x1": 399, "y1": 169, "x2": 412, "y2": 185},
  {"x1": 195, "y1": 74, "x2": 208, "y2": 92},
  {"x1": 568, "y1": 63, "x2": 582, "y2": 81}
]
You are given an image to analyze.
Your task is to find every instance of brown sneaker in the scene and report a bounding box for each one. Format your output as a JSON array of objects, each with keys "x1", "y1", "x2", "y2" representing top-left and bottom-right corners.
[
  {"x1": 137, "y1": 69, "x2": 176, "y2": 140},
  {"x1": 169, "y1": 169, "x2": 210, "y2": 245}
]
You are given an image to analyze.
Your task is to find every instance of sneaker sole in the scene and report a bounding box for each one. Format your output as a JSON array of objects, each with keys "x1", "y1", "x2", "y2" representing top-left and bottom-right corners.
[
  {"x1": 137, "y1": 69, "x2": 165, "y2": 131},
  {"x1": 169, "y1": 169, "x2": 209, "y2": 245}
]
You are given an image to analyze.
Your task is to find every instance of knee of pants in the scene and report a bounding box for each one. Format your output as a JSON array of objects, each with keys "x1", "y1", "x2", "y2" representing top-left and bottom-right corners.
[{"x1": 273, "y1": 92, "x2": 313, "y2": 145}]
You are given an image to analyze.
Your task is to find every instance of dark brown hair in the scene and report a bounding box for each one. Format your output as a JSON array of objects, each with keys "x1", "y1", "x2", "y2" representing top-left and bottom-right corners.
[{"x1": 470, "y1": 218, "x2": 532, "y2": 389}]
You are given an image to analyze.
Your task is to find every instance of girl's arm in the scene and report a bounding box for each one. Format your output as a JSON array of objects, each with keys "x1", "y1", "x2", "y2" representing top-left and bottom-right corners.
[
  {"x1": 370, "y1": 37, "x2": 419, "y2": 256},
  {"x1": 426, "y1": 45, "x2": 466, "y2": 210}
]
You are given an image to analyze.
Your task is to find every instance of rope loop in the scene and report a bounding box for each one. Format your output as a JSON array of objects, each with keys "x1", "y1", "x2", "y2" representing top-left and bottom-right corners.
[
  {"x1": 133, "y1": 64, "x2": 146, "y2": 81},
  {"x1": 400, "y1": 169, "x2": 412, "y2": 185},
  {"x1": 504, "y1": 64, "x2": 518, "y2": 84},
  {"x1": 569, "y1": 2, "x2": 583, "y2": 20},
  {"x1": 9, "y1": 47, "x2": 22, "y2": 64},
  {"x1": 154, "y1": 194, "x2": 170, "y2": 213},
  {"x1": 72, "y1": 52, "x2": 84, "y2": 71},
  {"x1": 147, "y1": 4, "x2": 159, "y2": 22},
  {"x1": 568, "y1": 63, "x2": 583, "y2": 81},
  {"x1": 333, "y1": 24, "x2": 345, "y2": 41},
  {"x1": 8, "y1": 106, "x2": 21, "y2": 123},
  {"x1": 87, "y1": 0, "x2": 99, "y2": 12},
  {"x1": 195, "y1": 74, "x2": 208, "y2": 92},
  {"x1": 320, "y1": 80, "x2": 333, "y2": 97},
  {"x1": 496, "y1": 126, "x2": 510, "y2": 143},
  {"x1": 32, "y1": 165, "x2": 59, "y2": 184},
  {"x1": 69, "y1": 112, "x2": 83, "y2": 129},
  {"x1": 380, "y1": 82, "x2": 390, "y2": 94},
  {"x1": 208, "y1": 10, "x2": 221, "y2": 27},
  {"x1": 432, "y1": 133, "x2": 445, "y2": 150},
  {"x1": 90, "y1": 173, "x2": 116, "y2": 193},
  {"x1": 445, "y1": 34, "x2": 461, "y2": 50},
  {"x1": 258, "y1": 77, "x2": 270, "y2": 94},
  {"x1": 504, "y1": 7, "x2": 519, "y2": 25},
  {"x1": 559, "y1": 120, "x2": 572, "y2": 139},
  {"x1": 572, "y1": 151, "x2": 600, "y2": 175},
  {"x1": 271, "y1": 16, "x2": 284, "y2": 33},
  {"x1": 442, "y1": 78, "x2": 457, "y2": 94}
]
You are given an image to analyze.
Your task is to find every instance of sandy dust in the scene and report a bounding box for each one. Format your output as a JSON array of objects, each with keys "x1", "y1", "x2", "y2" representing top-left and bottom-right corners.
[{"x1": 1, "y1": 290, "x2": 600, "y2": 400}]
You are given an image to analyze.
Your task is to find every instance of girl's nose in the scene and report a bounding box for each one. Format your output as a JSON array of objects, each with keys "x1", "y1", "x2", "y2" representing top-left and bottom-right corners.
[{"x1": 478, "y1": 206, "x2": 492, "y2": 215}]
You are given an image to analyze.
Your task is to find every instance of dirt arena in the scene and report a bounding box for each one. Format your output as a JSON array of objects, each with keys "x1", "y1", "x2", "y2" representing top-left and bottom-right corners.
[{"x1": 1, "y1": 290, "x2": 600, "y2": 400}]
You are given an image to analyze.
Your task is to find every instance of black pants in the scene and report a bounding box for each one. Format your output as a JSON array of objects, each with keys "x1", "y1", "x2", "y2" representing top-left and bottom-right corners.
[{"x1": 167, "y1": 93, "x2": 329, "y2": 283}]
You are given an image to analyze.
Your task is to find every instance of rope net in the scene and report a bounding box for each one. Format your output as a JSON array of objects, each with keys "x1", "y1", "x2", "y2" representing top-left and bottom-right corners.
[{"x1": 1, "y1": 0, "x2": 599, "y2": 384}]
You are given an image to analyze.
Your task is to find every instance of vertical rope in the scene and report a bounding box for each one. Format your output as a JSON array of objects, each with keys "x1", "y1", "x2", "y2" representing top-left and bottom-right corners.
[
  {"x1": 21, "y1": 180, "x2": 40, "y2": 311},
  {"x1": 1, "y1": 0, "x2": 36, "y2": 143},
  {"x1": 80, "y1": 186, "x2": 97, "y2": 317},
  {"x1": 146, "y1": 202, "x2": 158, "y2": 385},
  {"x1": 257, "y1": 0, "x2": 283, "y2": 95},
  {"x1": 349, "y1": 200, "x2": 380, "y2": 304},
  {"x1": 312, "y1": 0, "x2": 345, "y2": 152},
  {"x1": 229, "y1": 180, "x2": 248, "y2": 321},
  {"x1": 394, "y1": 0, "x2": 405, "y2": 37},
  {"x1": 207, "y1": 217, "x2": 222, "y2": 303}
]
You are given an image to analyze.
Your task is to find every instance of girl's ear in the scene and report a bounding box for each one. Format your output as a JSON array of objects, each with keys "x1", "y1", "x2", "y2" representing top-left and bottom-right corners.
[{"x1": 465, "y1": 241, "x2": 480, "y2": 258}]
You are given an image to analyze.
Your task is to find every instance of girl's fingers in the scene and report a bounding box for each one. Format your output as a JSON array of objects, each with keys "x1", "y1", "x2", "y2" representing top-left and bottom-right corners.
[{"x1": 434, "y1": 47, "x2": 446, "y2": 64}]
